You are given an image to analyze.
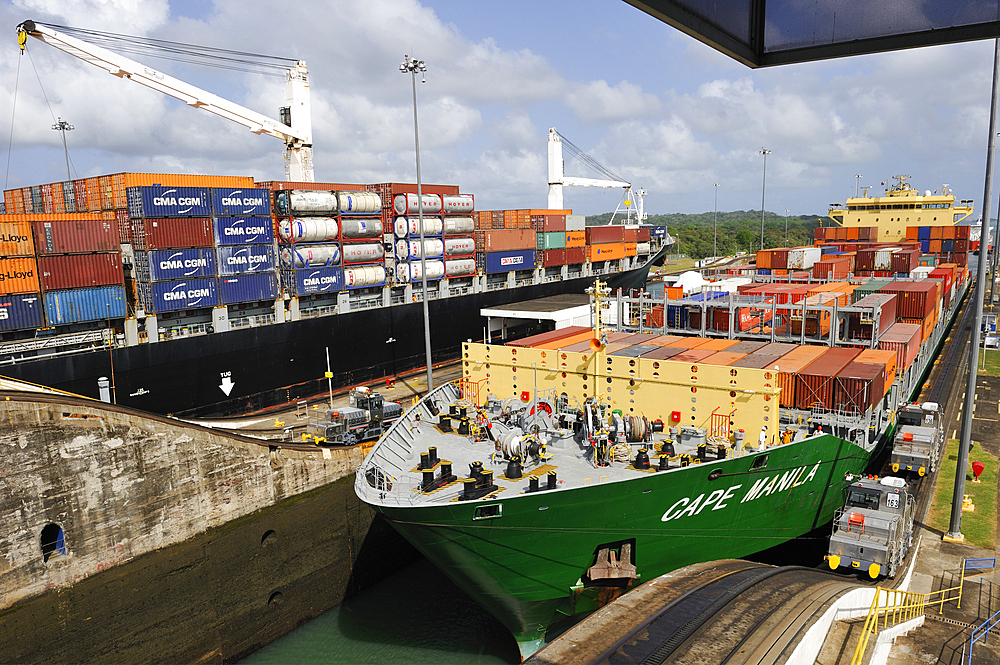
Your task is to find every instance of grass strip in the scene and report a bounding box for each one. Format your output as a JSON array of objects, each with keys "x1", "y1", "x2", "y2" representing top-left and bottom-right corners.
[{"x1": 928, "y1": 439, "x2": 998, "y2": 549}]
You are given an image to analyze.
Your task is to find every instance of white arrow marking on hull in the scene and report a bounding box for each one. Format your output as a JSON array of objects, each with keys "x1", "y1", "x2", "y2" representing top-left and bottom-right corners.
[{"x1": 220, "y1": 377, "x2": 235, "y2": 396}]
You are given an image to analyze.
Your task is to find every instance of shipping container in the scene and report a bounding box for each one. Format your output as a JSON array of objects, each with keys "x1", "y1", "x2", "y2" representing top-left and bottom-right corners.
[
  {"x1": 126, "y1": 185, "x2": 212, "y2": 218},
  {"x1": 281, "y1": 266, "x2": 343, "y2": 295},
  {"x1": 0, "y1": 221, "x2": 35, "y2": 256},
  {"x1": 394, "y1": 216, "x2": 444, "y2": 238},
  {"x1": 0, "y1": 257, "x2": 40, "y2": 294},
  {"x1": 538, "y1": 231, "x2": 566, "y2": 250},
  {"x1": 795, "y1": 347, "x2": 863, "y2": 409},
  {"x1": 585, "y1": 226, "x2": 626, "y2": 244},
  {"x1": 211, "y1": 187, "x2": 272, "y2": 217},
  {"x1": 482, "y1": 249, "x2": 536, "y2": 274},
  {"x1": 530, "y1": 214, "x2": 567, "y2": 233},
  {"x1": 31, "y1": 218, "x2": 118, "y2": 254},
  {"x1": 566, "y1": 214, "x2": 585, "y2": 231},
  {"x1": 344, "y1": 264, "x2": 387, "y2": 289},
  {"x1": 855, "y1": 348, "x2": 898, "y2": 397},
  {"x1": 443, "y1": 237, "x2": 475, "y2": 256},
  {"x1": 214, "y1": 217, "x2": 275, "y2": 245},
  {"x1": 145, "y1": 248, "x2": 217, "y2": 280},
  {"x1": 787, "y1": 247, "x2": 822, "y2": 270},
  {"x1": 141, "y1": 217, "x2": 214, "y2": 249},
  {"x1": 508, "y1": 326, "x2": 591, "y2": 348},
  {"x1": 342, "y1": 242, "x2": 385, "y2": 265},
  {"x1": 543, "y1": 249, "x2": 567, "y2": 267},
  {"x1": 879, "y1": 280, "x2": 939, "y2": 318},
  {"x1": 216, "y1": 244, "x2": 275, "y2": 275},
  {"x1": 848, "y1": 293, "x2": 897, "y2": 339},
  {"x1": 218, "y1": 272, "x2": 278, "y2": 304},
  {"x1": 445, "y1": 258, "x2": 477, "y2": 278},
  {"x1": 671, "y1": 349, "x2": 716, "y2": 363},
  {"x1": 812, "y1": 257, "x2": 852, "y2": 279},
  {"x1": 565, "y1": 246, "x2": 586, "y2": 264},
  {"x1": 149, "y1": 278, "x2": 219, "y2": 313},
  {"x1": 38, "y1": 254, "x2": 122, "y2": 291},
  {"x1": 833, "y1": 362, "x2": 885, "y2": 412},
  {"x1": 587, "y1": 242, "x2": 627, "y2": 261},
  {"x1": 639, "y1": 346, "x2": 686, "y2": 360},
  {"x1": 0, "y1": 293, "x2": 44, "y2": 331},
  {"x1": 44, "y1": 285, "x2": 127, "y2": 325},
  {"x1": 474, "y1": 229, "x2": 535, "y2": 253},
  {"x1": 443, "y1": 217, "x2": 475, "y2": 235},
  {"x1": 280, "y1": 243, "x2": 341, "y2": 269},
  {"x1": 726, "y1": 340, "x2": 769, "y2": 355},
  {"x1": 565, "y1": 231, "x2": 586, "y2": 247},
  {"x1": 773, "y1": 345, "x2": 828, "y2": 407},
  {"x1": 700, "y1": 351, "x2": 749, "y2": 366}
]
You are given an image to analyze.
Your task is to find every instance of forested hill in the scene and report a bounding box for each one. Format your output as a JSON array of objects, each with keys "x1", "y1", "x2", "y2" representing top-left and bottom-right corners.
[{"x1": 585, "y1": 210, "x2": 828, "y2": 260}]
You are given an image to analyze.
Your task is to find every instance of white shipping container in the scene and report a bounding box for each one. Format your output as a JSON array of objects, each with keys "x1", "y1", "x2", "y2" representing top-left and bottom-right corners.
[
  {"x1": 444, "y1": 237, "x2": 475, "y2": 256},
  {"x1": 282, "y1": 190, "x2": 339, "y2": 214},
  {"x1": 874, "y1": 248, "x2": 899, "y2": 271},
  {"x1": 566, "y1": 214, "x2": 585, "y2": 231},
  {"x1": 342, "y1": 242, "x2": 385, "y2": 263},
  {"x1": 910, "y1": 266, "x2": 935, "y2": 279},
  {"x1": 394, "y1": 216, "x2": 444, "y2": 238},
  {"x1": 279, "y1": 217, "x2": 339, "y2": 242},
  {"x1": 636, "y1": 242, "x2": 651, "y2": 255},
  {"x1": 394, "y1": 193, "x2": 442, "y2": 215},
  {"x1": 344, "y1": 265, "x2": 386, "y2": 287},
  {"x1": 396, "y1": 238, "x2": 444, "y2": 260},
  {"x1": 340, "y1": 217, "x2": 383, "y2": 239},
  {"x1": 786, "y1": 246, "x2": 822, "y2": 270},
  {"x1": 337, "y1": 191, "x2": 382, "y2": 213},
  {"x1": 445, "y1": 258, "x2": 477, "y2": 277},
  {"x1": 279, "y1": 243, "x2": 341, "y2": 268},
  {"x1": 442, "y1": 216, "x2": 476, "y2": 234},
  {"x1": 442, "y1": 194, "x2": 475, "y2": 214},
  {"x1": 395, "y1": 260, "x2": 445, "y2": 283}
]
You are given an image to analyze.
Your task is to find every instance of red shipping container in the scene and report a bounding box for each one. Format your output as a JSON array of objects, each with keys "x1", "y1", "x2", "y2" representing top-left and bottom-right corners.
[
  {"x1": 38, "y1": 253, "x2": 123, "y2": 291},
  {"x1": 878, "y1": 322, "x2": 922, "y2": 371},
  {"x1": 637, "y1": 227, "x2": 651, "y2": 241},
  {"x1": 813, "y1": 257, "x2": 852, "y2": 279},
  {"x1": 543, "y1": 249, "x2": 566, "y2": 267},
  {"x1": 770, "y1": 248, "x2": 790, "y2": 270},
  {"x1": 833, "y1": 362, "x2": 886, "y2": 413},
  {"x1": 848, "y1": 293, "x2": 897, "y2": 339},
  {"x1": 956, "y1": 226, "x2": 971, "y2": 239},
  {"x1": 31, "y1": 218, "x2": 119, "y2": 254},
  {"x1": 671, "y1": 348, "x2": 716, "y2": 363},
  {"x1": 890, "y1": 249, "x2": 920, "y2": 274},
  {"x1": 585, "y1": 226, "x2": 625, "y2": 244},
  {"x1": 114, "y1": 210, "x2": 132, "y2": 245},
  {"x1": 794, "y1": 347, "x2": 862, "y2": 409},
  {"x1": 73, "y1": 180, "x2": 90, "y2": 212},
  {"x1": 142, "y1": 217, "x2": 214, "y2": 249},
  {"x1": 624, "y1": 228, "x2": 638, "y2": 243},
  {"x1": 543, "y1": 215, "x2": 567, "y2": 233},
  {"x1": 565, "y1": 246, "x2": 586, "y2": 264},
  {"x1": 879, "y1": 281, "x2": 938, "y2": 318}
]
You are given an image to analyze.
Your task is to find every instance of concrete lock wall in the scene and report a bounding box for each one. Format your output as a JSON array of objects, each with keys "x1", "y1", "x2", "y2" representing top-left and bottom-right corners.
[{"x1": 0, "y1": 393, "x2": 417, "y2": 663}]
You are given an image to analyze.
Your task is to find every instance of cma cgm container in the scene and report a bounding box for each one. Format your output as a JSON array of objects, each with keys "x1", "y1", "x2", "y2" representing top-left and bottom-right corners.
[
  {"x1": 38, "y1": 254, "x2": 122, "y2": 291},
  {"x1": 281, "y1": 266, "x2": 344, "y2": 296},
  {"x1": 142, "y1": 218, "x2": 214, "y2": 249},
  {"x1": 146, "y1": 248, "x2": 217, "y2": 281},
  {"x1": 483, "y1": 249, "x2": 535, "y2": 274},
  {"x1": 0, "y1": 293, "x2": 44, "y2": 331},
  {"x1": 211, "y1": 188, "x2": 271, "y2": 217},
  {"x1": 44, "y1": 286, "x2": 127, "y2": 325},
  {"x1": 127, "y1": 185, "x2": 212, "y2": 218},
  {"x1": 216, "y1": 244, "x2": 276, "y2": 275},
  {"x1": 149, "y1": 278, "x2": 219, "y2": 313},
  {"x1": 0, "y1": 221, "x2": 35, "y2": 256},
  {"x1": 213, "y1": 217, "x2": 275, "y2": 245},
  {"x1": 218, "y1": 272, "x2": 278, "y2": 304},
  {"x1": 32, "y1": 218, "x2": 119, "y2": 254}
]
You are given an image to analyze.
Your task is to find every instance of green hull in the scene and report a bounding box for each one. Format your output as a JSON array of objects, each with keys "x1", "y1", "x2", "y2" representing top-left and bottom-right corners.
[{"x1": 375, "y1": 433, "x2": 873, "y2": 646}]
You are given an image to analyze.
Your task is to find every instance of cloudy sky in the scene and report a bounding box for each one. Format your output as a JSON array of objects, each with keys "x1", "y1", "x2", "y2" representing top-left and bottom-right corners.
[{"x1": 1, "y1": 0, "x2": 998, "y2": 218}]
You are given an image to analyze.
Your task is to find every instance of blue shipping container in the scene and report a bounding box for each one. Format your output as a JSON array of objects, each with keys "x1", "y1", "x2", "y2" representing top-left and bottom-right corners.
[
  {"x1": 918, "y1": 226, "x2": 931, "y2": 240},
  {"x1": 942, "y1": 239, "x2": 955, "y2": 252},
  {"x1": 150, "y1": 278, "x2": 219, "y2": 313},
  {"x1": 0, "y1": 293, "x2": 44, "y2": 331},
  {"x1": 218, "y1": 273, "x2": 278, "y2": 305},
  {"x1": 147, "y1": 248, "x2": 217, "y2": 281},
  {"x1": 212, "y1": 188, "x2": 271, "y2": 217},
  {"x1": 284, "y1": 267, "x2": 343, "y2": 295},
  {"x1": 44, "y1": 286, "x2": 126, "y2": 325},
  {"x1": 758, "y1": 268, "x2": 771, "y2": 275},
  {"x1": 216, "y1": 244, "x2": 276, "y2": 275},
  {"x1": 213, "y1": 217, "x2": 275, "y2": 245},
  {"x1": 127, "y1": 185, "x2": 212, "y2": 218},
  {"x1": 484, "y1": 250, "x2": 536, "y2": 275},
  {"x1": 920, "y1": 240, "x2": 930, "y2": 253}
]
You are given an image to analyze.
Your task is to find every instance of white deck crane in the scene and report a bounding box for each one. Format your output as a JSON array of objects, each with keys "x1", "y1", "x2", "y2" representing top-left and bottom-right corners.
[
  {"x1": 547, "y1": 127, "x2": 646, "y2": 225},
  {"x1": 16, "y1": 19, "x2": 314, "y2": 182}
]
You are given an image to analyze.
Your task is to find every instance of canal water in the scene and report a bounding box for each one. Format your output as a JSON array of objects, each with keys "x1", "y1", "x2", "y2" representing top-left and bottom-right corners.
[{"x1": 240, "y1": 557, "x2": 521, "y2": 665}]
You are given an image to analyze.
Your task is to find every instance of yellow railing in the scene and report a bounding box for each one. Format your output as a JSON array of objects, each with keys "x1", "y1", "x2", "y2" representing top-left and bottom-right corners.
[{"x1": 852, "y1": 561, "x2": 976, "y2": 664}]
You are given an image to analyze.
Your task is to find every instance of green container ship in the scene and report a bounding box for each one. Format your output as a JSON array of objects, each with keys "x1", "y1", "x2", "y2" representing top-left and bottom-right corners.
[{"x1": 356, "y1": 268, "x2": 969, "y2": 658}]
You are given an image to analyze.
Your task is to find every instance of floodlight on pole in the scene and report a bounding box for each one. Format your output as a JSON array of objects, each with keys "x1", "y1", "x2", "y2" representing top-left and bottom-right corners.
[
  {"x1": 759, "y1": 148, "x2": 771, "y2": 251},
  {"x1": 855, "y1": 173, "x2": 863, "y2": 198},
  {"x1": 52, "y1": 116, "x2": 73, "y2": 181},
  {"x1": 400, "y1": 54, "x2": 434, "y2": 392}
]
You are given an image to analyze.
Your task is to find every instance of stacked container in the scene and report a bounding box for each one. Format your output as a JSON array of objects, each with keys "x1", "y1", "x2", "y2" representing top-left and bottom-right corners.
[
  {"x1": 473, "y1": 229, "x2": 536, "y2": 275},
  {"x1": 0, "y1": 217, "x2": 44, "y2": 331},
  {"x1": 393, "y1": 192, "x2": 474, "y2": 284},
  {"x1": 586, "y1": 225, "x2": 627, "y2": 263},
  {"x1": 534, "y1": 210, "x2": 568, "y2": 268},
  {"x1": 211, "y1": 187, "x2": 278, "y2": 306},
  {"x1": 275, "y1": 187, "x2": 346, "y2": 296}
]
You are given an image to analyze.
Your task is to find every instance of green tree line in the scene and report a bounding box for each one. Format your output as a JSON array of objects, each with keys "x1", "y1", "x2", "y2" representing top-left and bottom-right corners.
[{"x1": 586, "y1": 210, "x2": 826, "y2": 260}]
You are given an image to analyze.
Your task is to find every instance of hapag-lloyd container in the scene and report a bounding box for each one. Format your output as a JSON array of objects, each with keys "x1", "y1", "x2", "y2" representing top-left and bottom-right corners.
[
  {"x1": 0, "y1": 293, "x2": 43, "y2": 331},
  {"x1": 280, "y1": 244, "x2": 341, "y2": 269},
  {"x1": 148, "y1": 248, "x2": 217, "y2": 280},
  {"x1": 588, "y1": 243, "x2": 627, "y2": 261},
  {"x1": 565, "y1": 231, "x2": 585, "y2": 247},
  {"x1": 216, "y1": 244, "x2": 276, "y2": 275},
  {"x1": 38, "y1": 254, "x2": 123, "y2": 291},
  {"x1": 483, "y1": 249, "x2": 535, "y2": 274},
  {"x1": 214, "y1": 217, "x2": 275, "y2": 245},
  {"x1": 833, "y1": 362, "x2": 886, "y2": 413},
  {"x1": 218, "y1": 272, "x2": 277, "y2": 304},
  {"x1": 141, "y1": 217, "x2": 214, "y2": 249},
  {"x1": 342, "y1": 242, "x2": 385, "y2": 265},
  {"x1": 0, "y1": 221, "x2": 35, "y2": 256},
  {"x1": 149, "y1": 278, "x2": 219, "y2": 313},
  {"x1": 210, "y1": 188, "x2": 271, "y2": 217},
  {"x1": 279, "y1": 218, "x2": 339, "y2": 243},
  {"x1": 127, "y1": 186, "x2": 212, "y2": 218},
  {"x1": 283, "y1": 266, "x2": 343, "y2": 295},
  {"x1": 396, "y1": 260, "x2": 445, "y2": 283},
  {"x1": 44, "y1": 285, "x2": 127, "y2": 325},
  {"x1": 394, "y1": 216, "x2": 445, "y2": 238},
  {"x1": 0, "y1": 257, "x2": 40, "y2": 294},
  {"x1": 795, "y1": 347, "x2": 862, "y2": 410},
  {"x1": 32, "y1": 218, "x2": 119, "y2": 254}
]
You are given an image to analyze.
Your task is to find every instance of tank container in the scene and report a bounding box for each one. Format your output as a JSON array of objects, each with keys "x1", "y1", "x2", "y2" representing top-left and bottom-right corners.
[
  {"x1": 442, "y1": 194, "x2": 475, "y2": 214},
  {"x1": 147, "y1": 248, "x2": 217, "y2": 280},
  {"x1": 344, "y1": 265, "x2": 387, "y2": 288},
  {"x1": 213, "y1": 217, "x2": 275, "y2": 245},
  {"x1": 216, "y1": 245, "x2": 276, "y2": 275},
  {"x1": 396, "y1": 238, "x2": 444, "y2": 260},
  {"x1": 445, "y1": 258, "x2": 477, "y2": 277},
  {"x1": 0, "y1": 221, "x2": 35, "y2": 256},
  {"x1": 636, "y1": 242, "x2": 651, "y2": 255},
  {"x1": 395, "y1": 260, "x2": 445, "y2": 283},
  {"x1": 443, "y1": 217, "x2": 476, "y2": 235},
  {"x1": 394, "y1": 216, "x2": 444, "y2": 238},
  {"x1": 274, "y1": 189, "x2": 339, "y2": 216},
  {"x1": 127, "y1": 186, "x2": 212, "y2": 218},
  {"x1": 342, "y1": 242, "x2": 385, "y2": 264},
  {"x1": 211, "y1": 188, "x2": 271, "y2": 217},
  {"x1": 444, "y1": 237, "x2": 475, "y2": 256},
  {"x1": 337, "y1": 191, "x2": 382, "y2": 214},
  {"x1": 0, "y1": 293, "x2": 44, "y2": 331},
  {"x1": 219, "y1": 272, "x2": 278, "y2": 304},
  {"x1": 38, "y1": 254, "x2": 122, "y2": 291},
  {"x1": 340, "y1": 218, "x2": 383, "y2": 239},
  {"x1": 281, "y1": 266, "x2": 343, "y2": 295},
  {"x1": 32, "y1": 218, "x2": 119, "y2": 254},
  {"x1": 279, "y1": 217, "x2": 339, "y2": 243},
  {"x1": 44, "y1": 286, "x2": 127, "y2": 325},
  {"x1": 149, "y1": 278, "x2": 219, "y2": 313},
  {"x1": 280, "y1": 244, "x2": 341, "y2": 269},
  {"x1": 394, "y1": 193, "x2": 443, "y2": 215}
]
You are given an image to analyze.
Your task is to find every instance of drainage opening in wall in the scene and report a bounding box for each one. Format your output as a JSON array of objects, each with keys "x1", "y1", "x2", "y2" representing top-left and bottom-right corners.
[
  {"x1": 261, "y1": 530, "x2": 278, "y2": 548},
  {"x1": 40, "y1": 523, "x2": 67, "y2": 562},
  {"x1": 268, "y1": 591, "x2": 284, "y2": 607}
]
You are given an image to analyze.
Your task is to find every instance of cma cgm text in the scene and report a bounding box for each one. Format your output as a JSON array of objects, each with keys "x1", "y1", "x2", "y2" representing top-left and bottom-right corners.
[
  {"x1": 163, "y1": 288, "x2": 212, "y2": 301},
  {"x1": 224, "y1": 226, "x2": 267, "y2": 235},
  {"x1": 226, "y1": 254, "x2": 269, "y2": 265},
  {"x1": 160, "y1": 259, "x2": 209, "y2": 269},
  {"x1": 303, "y1": 276, "x2": 339, "y2": 286},
  {"x1": 221, "y1": 197, "x2": 266, "y2": 206},
  {"x1": 0, "y1": 269, "x2": 33, "y2": 282},
  {"x1": 153, "y1": 197, "x2": 203, "y2": 206}
]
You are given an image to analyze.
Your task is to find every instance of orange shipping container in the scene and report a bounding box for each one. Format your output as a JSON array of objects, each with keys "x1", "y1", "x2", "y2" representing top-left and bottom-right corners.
[
  {"x1": 588, "y1": 242, "x2": 627, "y2": 261},
  {"x1": 625, "y1": 242, "x2": 637, "y2": 257},
  {"x1": 565, "y1": 231, "x2": 585, "y2": 247},
  {"x1": 701, "y1": 351, "x2": 748, "y2": 366},
  {"x1": 697, "y1": 338, "x2": 740, "y2": 352},
  {"x1": 773, "y1": 345, "x2": 827, "y2": 407},
  {"x1": 855, "y1": 348, "x2": 898, "y2": 396},
  {"x1": 85, "y1": 177, "x2": 100, "y2": 212},
  {"x1": 51, "y1": 182, "x2": 65, "y2": 213},
  {"x1": 0, "y1": 221, "x2": 36, "y2": 256},
  {"x1": 0, "y1": 257, "x2": 40, "y2": 294}
]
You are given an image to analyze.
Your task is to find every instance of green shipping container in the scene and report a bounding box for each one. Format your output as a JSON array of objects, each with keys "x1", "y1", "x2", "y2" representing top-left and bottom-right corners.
[
  {"x1": 536, "y1": 231, "x2": 566, "y2": 250},
  {"x1": 851, "y1": 279, "x2": 893, "y2": 303}
]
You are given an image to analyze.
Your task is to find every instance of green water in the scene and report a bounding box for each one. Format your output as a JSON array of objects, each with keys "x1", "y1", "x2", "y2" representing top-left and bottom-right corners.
[{"x1": 240, "y1": 558, "x2": 520, "y2": 665}]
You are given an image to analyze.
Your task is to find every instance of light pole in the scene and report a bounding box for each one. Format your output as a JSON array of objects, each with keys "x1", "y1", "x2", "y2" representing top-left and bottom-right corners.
[
  {"x1": 713, "y1": 183, "x2": 719, "y2": 261},
  {"x1": 52, "y1": 116, "x2": 73, "y2": 180},
  {"x1": 855, "y1": 173, "x2": 862, "y2": 198},
  {"x1": 400, "y1": 54, "x2": 434, "y2": 392},
  {"x1": 784, "y1": 208, "x2": 789, "y2": 246},
  {"x1": 759, "y1": 148, "x2": 771, "y2": 251}
]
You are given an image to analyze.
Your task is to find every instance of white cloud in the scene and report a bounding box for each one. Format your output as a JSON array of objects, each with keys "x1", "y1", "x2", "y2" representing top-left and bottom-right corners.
[{"x1": 565, "y1": 79, "x2": 662, "y2": 123}]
